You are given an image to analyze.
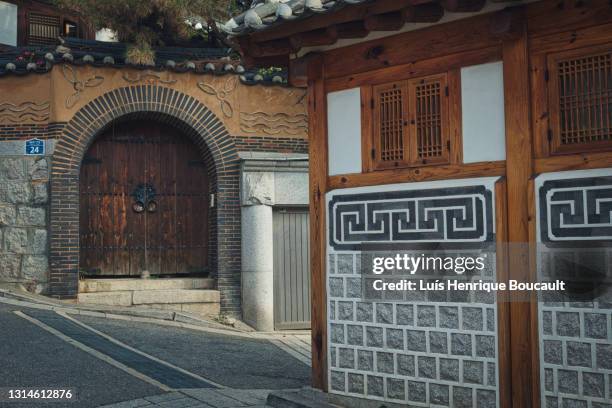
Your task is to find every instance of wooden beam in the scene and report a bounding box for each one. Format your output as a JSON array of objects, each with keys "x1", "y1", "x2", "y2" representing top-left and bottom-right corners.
[
  {"x1": 249, "y1": 38, "x2": 297, "y2": 58},
  {"x1": 441, "y1": 0, "x2": 486, "y2": 12},
  {"x1": 327, "y1": 161, "x2": 506, "y2": 190},
  {"x1": 290, "y1": 26, "x2": 338, "y2": 49},
  {"x1": 335, "y1": 21, "x2": 370, "y2": 39},
  {"x1": 322, "y1": 13, "x2": 503, "y2": 80},
  {"x1": 364, "y1": 11, "x2": 405, "y2": 32},
  {"x1": 403, "y1": 3, "x2": 444, "y2": 23},
  {"x1": 502, "y1": 22, "x2": 536, "y2": 408},
  {"x1": 307, "y1": 54, "x2": 328, "y2": 392},
  {"x1": 534, "y1": 151, "x2": 612, "y2": 174},
  {"x1": 489, "y1": 6, "x2": 525, "y2": 40}
]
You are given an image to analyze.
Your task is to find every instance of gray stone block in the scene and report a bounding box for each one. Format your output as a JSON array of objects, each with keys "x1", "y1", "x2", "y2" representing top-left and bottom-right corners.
[
  {"x1": 367, "y1": 376, "x2": 383, "y2": 397},
  {"x1": 386, "y1": 328, "x2": 404, "y2": 350},
  {"x1": 4, "y1": 228, "x2": 28, "y2": 253},
  {"x1": 556, "y1": 312, "x2": 581, "y2": 337},
  {"x1": 347, "y1": 373, "x2": 364, "y2": 394},
  {"x1": 566, "y1": 341, "x2": 592, "y2": 368},
  {"x1": 357, "y1": 350, "x2": 373, "y2": 371},
  {"x1": 330, "y1": 370, "x2": 346, "y2": 392},
  {"x1": 329, "y1": 301, "x2": 336, "y2": 320},
  {"x1": 0, "y1": 254, "x2": 21, "y2": 278},
  {"x1": 439, "y1": 306, "x2": 459, "y2": 328},
  {"x1": 337, "y1": 254, "x2": 353, "y2": 274},
  {"x1": 462, "y1": 307, "x2": 484, "y2": 331},
  {"x1": 429, "y1": 383, "x2": 449, "y2": 406},
  {"x1": 0, "y1": 158, "x2": 26, "y2": 181},
  {"x1": 475, "y1": 335, "x2": 495, "y2": 358},
  {"x1": 376, "y1": 352, "x2": 394, "y2": 374},
  {"x1": 32, "y1": 182, "x2": 48, "y2": 205},
  {"x1": 366, "y1": 326, "x2": 383, "y2": 348},
  {"x1": 417, "y1": 356, "x2": 436, "y2": 379},
  {"x1": 0, "y1": 182, "x2": 30, "y2": 204},
  {"x1": 561, "y1": 398, "x2": 587, "y2": 408},
  {"x1": 330, "y1": 347, "x2": 337, "y2": 368},
  {"x1": 440, "y1": 358, "x2": 460, "y2": 382},
  {"x1": 387, "y1": 378, "x2": 405, "y2": 400},
  {"x1": 338, "y1": 301, "x2": 354, "y2": 321},
  {"x1": 558, "y1": 369, "x2": 579, "y2": 394},
  {"x1": 452, "y1": 386, "x2": 473, "y2": 408},
  {"x1": 429, "y1": 331, "x2": 448, "y2": 354},
  {"x1": 544, "y1": 368, "x2": 554, "y2": 391},
  {"x1": 346, "y1": 325, "x2": 363, "y2": 346},
  {"x1": 396, "y1": 304, "x2": 413, "y2": 325},
  {"x1": 487, "y1": 362, "x2": 496, "y2": 386},
  {"x1": 0, "y1": 204, "x2": 16, "y2": 226},
  {"x1": 397, "y1": 354, "x2": 415, "y2": 376},
  {"x1": 596, "y1": 343, "x2": 612, "y2": 369},
  {"x1": 546, "y1": 396, "x2": 559, "y2": 408},
  {"x1": 407, "y1": 381, "x2": 426, "y2": 403},
  {"x1": 376, "y1": 303, "x2": 393, "y2": 324},
  {"x1": 584, "y1": 313, "x2": 607, "y2": 339},
  {"x1": 451, "y1": 333, "x2": 472, "y2": 356},
  {"x1": 328, "y1": 254, "x2": 335, "y2": 274},
  {"x1": 31, "y1": 229, "x2": 47, "y2": 254},
  {"x1": 21, "y1": 255, "x2": 48, "y2": 280},
  {"x1": 356, "y1": 302, "x2": 373, "y2": 322},
  {"x1": 329, "y1": 277, "x2": 344, "y2": 298},
  {"x1": 486, "y1": 308, "x2": 495, "y2": 332},
  {"x1": 592, "y1": 404, "x2": 612, "y2": 408},
  {"x1": 16, "y1": 206, "x2": 45, "y2": 226},
  {"x1": 338, "y1": 348, "x2": 355, "y2": 369},
  {"x1": 476, "y1": 389, "x2": 496, "y2": 408},
  {"x1": 330, "y1": 323, "x2": 345, "y2": 344},
  {"x1": 406, "y1": 329, "x2": 427, "y2": 352},
  {"x1": 582, "y1": 372, "x2": 605, "y2": 398},
  {"x1": 28, "y1": 158, "x2": 48, "y2": 181},
  {"x1": 463, "y1": 360, "x2": 484, "y2": 384},
  {"x1": 544, "y1": 340, "x2": 563, "y2": 365},
  {"x1": 542, "y1": 311, "x2": 553, "y2": 335},
  {"x1": 417, "y1": 305, "x2": 436, "y2": 327},
  {"x1": 345, "y1": 277, "x2": 361, "y2": 298}
]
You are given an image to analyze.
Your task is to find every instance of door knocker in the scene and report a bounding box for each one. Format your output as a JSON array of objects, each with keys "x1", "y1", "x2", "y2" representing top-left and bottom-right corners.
[{"x1": 132, "y1": 183, "x2": 157, "y2": 213}]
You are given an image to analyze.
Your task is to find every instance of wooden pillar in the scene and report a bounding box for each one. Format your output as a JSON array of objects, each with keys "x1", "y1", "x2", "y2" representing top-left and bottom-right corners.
[
  {"x1": 307, "y1": 54, "x2": 328, "y2": 391},
  {"x1": 503, "y1": 24, "x2": 537, "y2": 407}
]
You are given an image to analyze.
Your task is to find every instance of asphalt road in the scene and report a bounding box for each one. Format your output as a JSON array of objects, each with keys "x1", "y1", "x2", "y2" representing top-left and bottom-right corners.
[{"x1": 0, "y1": 302, "x2": 310, "y2": 408}]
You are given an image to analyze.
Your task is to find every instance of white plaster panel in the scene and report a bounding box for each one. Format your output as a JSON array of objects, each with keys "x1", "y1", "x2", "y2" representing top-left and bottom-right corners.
[
  {"x1": 327, "y1": 88, "x2": 362, "y2": 176},
  {"x1": 461, "y1": 62, "x2": 506, "y2": 164},
  {"x1": 0, "y1": 1, "x2": 17, "y2": 47}
]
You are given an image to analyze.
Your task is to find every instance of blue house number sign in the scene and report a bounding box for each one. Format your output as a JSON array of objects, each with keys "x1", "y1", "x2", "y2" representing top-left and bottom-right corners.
[{"x1": 25, "y1": 138, "x2": 45, "y2": 156}]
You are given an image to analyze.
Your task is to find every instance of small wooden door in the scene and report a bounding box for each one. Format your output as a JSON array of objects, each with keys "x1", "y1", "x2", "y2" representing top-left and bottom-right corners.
[
  {"x1": 273, "y1": 208, "x2": 311, "y2": 330},
  {"x1": 79, "y1": 120, "x2": 209, "y2": 277}
]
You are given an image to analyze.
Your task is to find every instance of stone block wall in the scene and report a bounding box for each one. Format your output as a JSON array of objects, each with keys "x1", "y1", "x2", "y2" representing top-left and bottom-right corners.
[
  {"x1": 326, "y1": 178, "x2": 501, "y2": 407},
  {"x1": 536, "y1": 169, "x2": 612, "y2": 408},
  {"x1": 0, "y1": 140, "x2": 52, "y2": 292}
]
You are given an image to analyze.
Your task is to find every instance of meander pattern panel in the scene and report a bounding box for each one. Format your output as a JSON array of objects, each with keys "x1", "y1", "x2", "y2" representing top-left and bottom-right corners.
[
  {"x1": 326, "y1": 178, "x2": 500, "y2": 407},
  {"x1": 536, "y1": 170, "x2": 612, "y2": 408}
]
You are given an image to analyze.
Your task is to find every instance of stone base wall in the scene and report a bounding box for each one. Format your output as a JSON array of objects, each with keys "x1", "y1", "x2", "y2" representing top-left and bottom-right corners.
[{"x1": 0, "y1": 140, "x2": 52, "y2": 293}]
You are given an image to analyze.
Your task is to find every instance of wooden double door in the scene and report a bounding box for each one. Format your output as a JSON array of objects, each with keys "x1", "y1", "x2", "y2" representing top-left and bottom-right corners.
[{"x1": 79, "y1": 120, "x2": 209, "y2": 277}]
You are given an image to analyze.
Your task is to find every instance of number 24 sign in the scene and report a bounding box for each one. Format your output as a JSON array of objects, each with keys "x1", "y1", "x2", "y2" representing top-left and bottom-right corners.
[{"x1": 25, "y1": 138, "x2": 45, "y2": 156}]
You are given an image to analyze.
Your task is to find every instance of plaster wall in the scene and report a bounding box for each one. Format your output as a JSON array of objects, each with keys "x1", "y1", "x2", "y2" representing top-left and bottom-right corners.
[
  {"x1": 327, "y1": 88, "x2": 362, "y2": 176},
  {"x1": 0, "y1": 1, "x2": 17, "y2": 47}
]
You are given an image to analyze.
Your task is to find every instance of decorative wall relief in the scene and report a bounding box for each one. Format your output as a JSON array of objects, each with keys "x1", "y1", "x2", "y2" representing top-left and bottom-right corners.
[
  {"x1": 328, "y1": 184, "x2": 495, "y2": 251},
  {"x1": 0, "y1": 101, "x2": 50, "y2": 123},
  {"x1": 197, "y1": 76, "x2": 237, "y2": 118},
  {"x1": 538, "y1": 175, "x2": 612, "y2": 243},
  {"x1": 122, "y1": 70, "x2": 176, "y2": 85},
  {"x1": 239, "y1": 111, "x2": 308, "y2": 135},
  {"x1": 61, "y1": 64, "x2": 104, "y2": 108}
]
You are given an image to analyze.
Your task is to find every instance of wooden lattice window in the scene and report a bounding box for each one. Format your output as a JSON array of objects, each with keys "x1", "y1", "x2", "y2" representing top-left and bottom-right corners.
[
  {"x1": 372, "y1": 74, "x2": 449, "y2": 169},
  {"x1": 27, "y1": 12, "x2": 60, "y2": 46},
  {"x1": 548, "y1": 45, "x2": 612, "y2": 154}
]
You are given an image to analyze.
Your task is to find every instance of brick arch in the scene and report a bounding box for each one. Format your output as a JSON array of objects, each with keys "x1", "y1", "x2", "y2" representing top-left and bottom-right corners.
[{"x1": 49, "y1": 85, "x2": 241, "y2": 315}]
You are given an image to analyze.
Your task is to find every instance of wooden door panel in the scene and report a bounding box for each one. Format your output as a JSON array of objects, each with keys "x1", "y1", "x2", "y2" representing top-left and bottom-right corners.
[{"x1": 79, "y1": 120, "x2": 209, "y2": 277}]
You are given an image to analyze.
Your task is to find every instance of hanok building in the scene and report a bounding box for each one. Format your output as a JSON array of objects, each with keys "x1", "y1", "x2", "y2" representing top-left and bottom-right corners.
[
  {"x1": 225, "y1": 0, "x2": 612, "y2": 407},
  {"x1": 0, "y1": 2, "x2": 312, "y2": 332}
]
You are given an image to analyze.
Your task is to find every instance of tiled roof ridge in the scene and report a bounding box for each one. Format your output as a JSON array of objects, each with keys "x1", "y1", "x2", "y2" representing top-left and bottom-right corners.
[{"x1": 0, "y1": 37, "x2": 289, "y2": 86}]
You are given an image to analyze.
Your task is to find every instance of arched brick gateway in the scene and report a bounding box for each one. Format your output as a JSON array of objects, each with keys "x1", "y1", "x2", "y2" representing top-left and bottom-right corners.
[{"x1": 48, "y1": 85, "x2": 241, "y2": 315}]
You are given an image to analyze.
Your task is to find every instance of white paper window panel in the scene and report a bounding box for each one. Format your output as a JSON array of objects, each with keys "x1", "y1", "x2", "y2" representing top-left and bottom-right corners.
[
  {"x1": 327, "y1": 88, "x2": 362, "y2": 176},
  {"x1": 0, "y1": 2, "x2": 18, "y2": 47},
  {"x1": 461, "y1": 61, "x2": 506, "y2": 163}
]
